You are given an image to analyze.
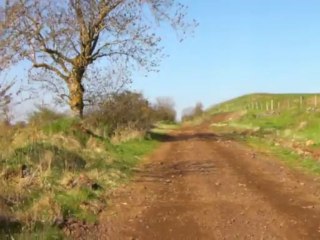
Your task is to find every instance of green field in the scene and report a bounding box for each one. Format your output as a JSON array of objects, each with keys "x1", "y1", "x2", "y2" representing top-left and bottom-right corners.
[
  {"x1": 209, "y1": 93, "x2": 320, "y2": 114},
  {"x1": 205, "y1": 93, "x2": 320, "y2": 175}
]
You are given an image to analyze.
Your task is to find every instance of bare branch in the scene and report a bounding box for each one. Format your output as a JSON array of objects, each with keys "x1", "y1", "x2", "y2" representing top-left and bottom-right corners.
[
  {"x1": 0, "y1": 0, "x2": 196, "y2": 117},
  {"x1": 33, "y1": 63, "x2": 68, "y2": 81}
]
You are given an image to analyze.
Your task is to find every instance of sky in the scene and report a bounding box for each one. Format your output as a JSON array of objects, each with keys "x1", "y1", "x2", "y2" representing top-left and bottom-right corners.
[{"x1": 131, "y1": 0, "x2": 320, "y2": 118}]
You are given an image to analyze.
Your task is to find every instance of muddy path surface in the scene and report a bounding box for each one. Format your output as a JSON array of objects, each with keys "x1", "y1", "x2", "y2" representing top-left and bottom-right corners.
[{"x1": 93, "y1": 126, "x2": 320, "y2": 240}]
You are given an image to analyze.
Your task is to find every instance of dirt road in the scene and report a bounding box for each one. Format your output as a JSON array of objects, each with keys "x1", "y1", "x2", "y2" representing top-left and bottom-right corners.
[{"x1": 95, "y1": 127, "x2": 320, "y2": 240}]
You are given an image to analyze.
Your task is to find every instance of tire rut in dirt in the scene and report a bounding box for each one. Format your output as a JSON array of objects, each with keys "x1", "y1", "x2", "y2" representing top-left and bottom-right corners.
[{"x1": 211, "y1": 141, "x2": 320, "y2": 239}]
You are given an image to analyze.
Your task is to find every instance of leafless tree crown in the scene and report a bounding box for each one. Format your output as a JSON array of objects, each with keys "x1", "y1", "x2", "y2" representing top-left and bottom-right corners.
[{"x1": 0, "y1": 0, "x2": 196, "y2": 116}]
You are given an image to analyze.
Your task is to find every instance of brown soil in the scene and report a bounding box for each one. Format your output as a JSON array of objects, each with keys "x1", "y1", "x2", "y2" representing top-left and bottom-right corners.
[{"x1": 87, "y1": 125, "x2": 320, "y2": 240}]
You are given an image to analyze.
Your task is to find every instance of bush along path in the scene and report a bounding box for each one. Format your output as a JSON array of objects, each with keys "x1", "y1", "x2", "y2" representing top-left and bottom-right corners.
[{"x1": 87, "y1": 123, "x2": 320, "y2": 240}]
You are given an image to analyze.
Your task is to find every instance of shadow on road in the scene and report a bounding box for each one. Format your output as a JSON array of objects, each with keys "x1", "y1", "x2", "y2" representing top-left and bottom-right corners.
[{"x1": 149, "y1": 131, "x2": 219, "y2": 142}]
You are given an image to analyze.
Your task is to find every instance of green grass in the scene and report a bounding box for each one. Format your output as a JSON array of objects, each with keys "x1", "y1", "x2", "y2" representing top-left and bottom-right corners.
[
  {"x1": 234, "y1": 110, "x2": 301, "y2": 130},
  {"x1": 208, "y1": 93, "x2": 320, "y2": 114},
  {"x1": 204, "y1": 93, "x2": 320, "y2": 176},
  {"x1": 152, "y1": 122, "x2": 180, "y2": 134},
  {"x1": 246, "y1": 136, "x2": 320, "y2": 175},
  {"x1": 43, "y1": 118, "x2": 76, "y2": 135},
  {"x1": 109, "y1": 138, "x2": 159, "y2": 177},
  {"x1": 7, "y1": 143, "x2": 86, "y2": 172},
  {"x1": 43, "y1": 118, "x2": 89, "y2": 146},
  {"x1": 205, "y1": 93, "x2": 320, "y2": 143},
  {"x1": 10, "y1": 226, "x2": 64, "y2": 240},
  {"x1": 55, "y1": 188, "x2": 99, "y2": 222},
  {"x1": 28, "y1": 107, "x2": 66, "y2": 126},
  {"x1": 226, "y1": 109, "x2": 320, "y2": 144}
]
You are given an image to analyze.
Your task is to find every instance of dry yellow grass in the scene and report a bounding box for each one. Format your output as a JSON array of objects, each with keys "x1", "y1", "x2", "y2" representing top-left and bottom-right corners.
[{"x1": 111, "y1": 125, "x2": 145, "y2": 144}]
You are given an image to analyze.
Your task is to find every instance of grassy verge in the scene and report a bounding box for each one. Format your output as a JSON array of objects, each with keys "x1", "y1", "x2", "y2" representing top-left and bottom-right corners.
[
  {"x1": 245, "y1": 136, "x2": 320, "y2": 175},
  {"x1": 208, "y1": 113, "x2": 320, "y2": 176},
  {"x1": 108, "y1": 138, "x2": 159, "y2": 179},
  {"x1": 151, "y1": 122, "x2": 180, "y2": 134},
  {"x1": 0, "y1": 116, "x2": 169, "y2": 239},
  {"x1": 210, "y1": 115, "x2": 320, "y2": 176}
]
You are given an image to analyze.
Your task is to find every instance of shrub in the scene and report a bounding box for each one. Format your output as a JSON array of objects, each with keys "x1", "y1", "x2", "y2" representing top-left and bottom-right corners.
[
  {"x1": 28, "y1": 107, "x2": 66, "y2": 126},
  {"x1": 85, "y1": 91, "x2": 155, "y2": 136},
  {"x1": 152, "y1": 97, "x2": 176, "y2": 123},
  {"x1": 182, "y1": 102, "x2": 204, "y2": 121}
]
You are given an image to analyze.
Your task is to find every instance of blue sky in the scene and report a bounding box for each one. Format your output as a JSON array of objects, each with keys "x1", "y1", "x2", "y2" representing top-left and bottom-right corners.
[{"x1": 131, "y1": 0, "x2": 320, "y2": 117}]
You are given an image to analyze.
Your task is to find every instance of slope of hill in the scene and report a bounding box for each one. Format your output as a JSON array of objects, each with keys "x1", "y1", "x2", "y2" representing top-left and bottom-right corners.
[
  {"x1": 205, "y1": 93, "x2": 320, "y2": 175},
  {"x1": 209, "y1": 93, "x2": 320, "y2": 114}
]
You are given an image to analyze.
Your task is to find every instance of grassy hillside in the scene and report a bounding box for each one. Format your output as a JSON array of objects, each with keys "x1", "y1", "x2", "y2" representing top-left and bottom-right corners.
[
  {"x1": 208, "y1": 93, "x2": 320, "y2": 114},
  {"x1": 0, "y1": 111, "x2": 175, "y2": 239},
  {"x1": 206, "y1": 93, "x2": 320, "y2": 175},
  {"x1": 207, "y1": 93, "x2": 320, "y2": 142}
]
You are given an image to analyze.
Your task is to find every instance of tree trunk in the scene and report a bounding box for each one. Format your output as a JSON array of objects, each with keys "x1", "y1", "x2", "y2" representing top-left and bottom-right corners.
[{"x1": 68, "y1": 68, "x2": 85, "y2": 118}]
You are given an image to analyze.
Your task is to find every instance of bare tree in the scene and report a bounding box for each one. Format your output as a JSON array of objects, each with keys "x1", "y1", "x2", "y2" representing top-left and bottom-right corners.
[
  {"x1": 181, "y1": 102, "x2": 203, "y2": 122},
  {"x1": 83, "y1": 64, "x2": 132, "y2": 108},
  {"x1": 181, "y1": 106, "x2": 194, "y2": 121},
  {"x1": 0, "y1": 71, "x2": 18, "y2": 122},
  {"x1": 0, "y1": 0, "x2": 196, "y2": 117},
  {"x1": 0, "y1": 4, "x2": 14, "y2": 121},
  {"x1": 0, "y1": 83, "x2": 12, "y2": 121},
  {"x1": 194, "y1": 102, "x2": 204, "y2": 116},
  {"x1": 153, "y1": 97, "x2": 176, "y2": 122},
  {"x1": 0, "y1": 0, "x2": 11, "y2": 71}
]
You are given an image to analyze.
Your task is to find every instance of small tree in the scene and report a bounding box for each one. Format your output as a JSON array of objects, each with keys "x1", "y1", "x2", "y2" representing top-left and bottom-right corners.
[
  {"x1": 181, "y1": 102, "x2": 204, "y2": 122},
  {"x1": 194, "y1": 102, "x2": 204, "y2": 116},
  {"x1": 181, "y1": 107, "x2": 194, "y2": 122},
  {"x1": 153, "y1": 97, "x2": 176, "y2": 122},
  {"x1": 86, "y1": 91, "x2": 154, "y2": 136},
  {"x1": 0, "y1": 81, "x2": 12, "y2": 121},
  {"x1": 0, "y1": 0, "x2": 196, "y2": 117}
]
